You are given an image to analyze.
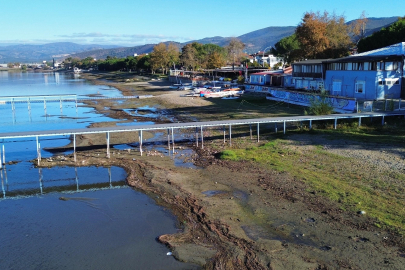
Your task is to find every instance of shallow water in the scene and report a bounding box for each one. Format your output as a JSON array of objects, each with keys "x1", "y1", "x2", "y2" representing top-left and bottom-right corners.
[
  {"x1": 0, "y1": 188, "x2": 199, "y2": 270},
  {"x1": 0, "y1": 72, "x2": 200, "y2": 269}
]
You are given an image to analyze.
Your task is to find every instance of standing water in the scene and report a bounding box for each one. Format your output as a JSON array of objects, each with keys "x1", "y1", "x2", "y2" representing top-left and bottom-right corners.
[{"x1": 0, "y1": 71, "x2": 199, "y2": 269}]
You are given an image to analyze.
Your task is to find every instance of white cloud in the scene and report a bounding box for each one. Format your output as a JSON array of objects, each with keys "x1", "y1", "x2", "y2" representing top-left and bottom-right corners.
[{"x1": 0, "y1": 32, "x2": 195, "y2": 47}]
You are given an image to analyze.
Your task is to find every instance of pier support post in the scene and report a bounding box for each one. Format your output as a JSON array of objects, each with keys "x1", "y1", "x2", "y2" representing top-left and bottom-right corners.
[
  {"x1": 36, "y1": 136, "x2": 41, "y2": 166},
  {"x1": 140, "y1": 130, "x2": 143, "y2": 156},
  {"x1": 195, "y1": 127, "x2": 198, "y2": 147},
  {"x1": 200, "y1": 126, "x2": 204, "y2": 149},
  {"x1": 73, "y1": 134, "x2": 76, "y2": 162},
  {"x1": 168, "y1": 129, "x2": 171, "y2": 151},
  {"x1": 257, "y1": 123, "x2": 260, "y2": 142},
  {"x1": 229, "y1": 125, "x2": 232, "y2": 146},
  {"x1": 283, "y1": 121, "x2": 286, "y2": 134},
  {"x1": 171, "y1": 128, "x2": 174, "y2": 152},
  {"x1": 106, "y1": 132, "x2": 110, "y2": 158}
]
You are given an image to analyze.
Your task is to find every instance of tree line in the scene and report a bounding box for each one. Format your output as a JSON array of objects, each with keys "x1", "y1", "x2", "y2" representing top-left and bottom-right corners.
[{"x1": 65, "y1": 38, "x2": 245, "y2": 73}]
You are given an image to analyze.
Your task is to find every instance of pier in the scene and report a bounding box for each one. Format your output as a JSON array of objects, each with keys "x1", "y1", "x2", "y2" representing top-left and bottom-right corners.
[{"x1": 0, "y1": 111, "x2": 404, "y2": 165}]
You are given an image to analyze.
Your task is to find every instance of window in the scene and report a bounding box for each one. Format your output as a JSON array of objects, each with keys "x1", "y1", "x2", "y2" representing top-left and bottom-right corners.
[
  {"x1": 346, "y1": 63, "x2": 353, "y2": 70},
  {"x1": 377, "y1": 62, "x2": 384, "y2": 71},
  {"x1": 364, "y1": 62, "x2": 371, "y2": 70},
  {"x1": 378, "y1": 80, "x2": 385, "y2": 85},
  {"x1": 355, "y1": 81, "x2": 365, "y2": 94},
  {"x1": 385, "y1": 62, "x2": 394, "y2": 70},
  {"x1": 332, "y1": 81, "x2": 342, "y2": 92}
]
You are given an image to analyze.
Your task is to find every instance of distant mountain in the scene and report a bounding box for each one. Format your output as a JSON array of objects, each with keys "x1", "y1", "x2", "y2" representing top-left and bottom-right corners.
[
  {"x1": 0, "y1": 42, "x2": 119, "y2": 63},
  {"x1": 0, "y1": 17, "x2": 400, "y2": 63}
]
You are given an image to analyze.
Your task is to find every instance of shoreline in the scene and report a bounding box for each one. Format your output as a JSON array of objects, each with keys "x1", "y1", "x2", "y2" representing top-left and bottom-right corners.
[{"x1": 39, "y1": 72, "x2": 405, "y2": 269}]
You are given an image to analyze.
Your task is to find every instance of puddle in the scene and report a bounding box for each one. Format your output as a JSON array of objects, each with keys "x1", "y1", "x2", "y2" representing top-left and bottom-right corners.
[
  {"x1": 305, "y1": 218, "x2": 316, "y2": 223},
  {"x1": 320, "y1": 246, "x2": 332, "y2": 251},
  {"x1": 202, "y1": 190, "x2": 226, "y2": 197}
]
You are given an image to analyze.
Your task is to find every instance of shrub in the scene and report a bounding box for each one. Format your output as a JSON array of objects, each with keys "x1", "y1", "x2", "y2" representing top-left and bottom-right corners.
[{"x1": 305, "y1": 92, "x2": 334, "y2": 115}]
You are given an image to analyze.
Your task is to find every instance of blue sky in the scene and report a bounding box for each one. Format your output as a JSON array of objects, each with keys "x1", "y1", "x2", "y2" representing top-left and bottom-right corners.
[{"x1": 0, "y1": 0, "x2": 402, "y2": 46}]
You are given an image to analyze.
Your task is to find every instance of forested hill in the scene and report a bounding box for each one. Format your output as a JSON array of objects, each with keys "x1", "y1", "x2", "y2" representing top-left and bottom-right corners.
[
  {"x1": 0, "y1": 16, "x2": 400, "y2": 63},
  {"x1": 0, "y1": 42, "x2": 118, "y2": 63},
  {"x1": 67, "y1": 16, "x2": 399, "y2": 60}
]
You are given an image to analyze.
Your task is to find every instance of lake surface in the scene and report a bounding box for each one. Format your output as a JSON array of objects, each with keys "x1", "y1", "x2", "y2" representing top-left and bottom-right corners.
[{"x1": 0, "y1": 71, "x2": 200, "y2": 269}]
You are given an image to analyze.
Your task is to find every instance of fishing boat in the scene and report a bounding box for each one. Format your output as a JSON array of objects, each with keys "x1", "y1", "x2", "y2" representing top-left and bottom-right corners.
[{"x1": 204, "y1": 88, "x2": 243, "y2": 98}]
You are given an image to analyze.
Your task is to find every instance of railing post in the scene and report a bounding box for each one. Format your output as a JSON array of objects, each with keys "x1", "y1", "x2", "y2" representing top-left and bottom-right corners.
[
  {"x1": 223, "y1": 125, "x2": 226, "y2": 144},
  {"x1": 73, "y1": 134, "x2": 76, "y2": 162},
  {"x1": 334, "y1": 118, "x2": 337, "y2": 129},
  {"x1": 257, "y1": 123, "x2": 260, "y2": 142},
  {"x1": 200, "y1": 126, "x2": 204, "y2": 149},
  {"x1": 229, "y1": 125, "x2": 232, "y2": 146},
  {"x1": 106, "y1": 132, "x2": 110, "y2": 158},
  {"x1": 140, "y1": 130, "x2": 143, "y2": 156},
  {"x1": 309, "y1": 120, "x2": 312, "y2": 130},
  {"x1": 382, "y1": 115, "x2": 385, "y2": 125},
  {"x1": 249, "y1": 124, "x2": 252, "y2": 140},
  {"x1": 195, "y1": 127, "x2": 198, "y2": 147},
  {"x1": 171, "y1": 128, "x2": 174, "y2": 153},
  {"x1": 275, "y1": 123, "x2": 277, "y2": 133},
  {"x1": 168, "y1": 129, "x2": 171, "y2": 151},
  {"x1": 283, "y1": 121, "x2": 286, "y2": 134},
  {"x1": 358, "y1": 117, "x2": 362, "y2": 127}
]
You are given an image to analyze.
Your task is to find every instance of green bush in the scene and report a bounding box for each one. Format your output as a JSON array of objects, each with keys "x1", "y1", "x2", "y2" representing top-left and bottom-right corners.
[{"x1": 305, "y1": 92, "x2": 334, "y2": 115}]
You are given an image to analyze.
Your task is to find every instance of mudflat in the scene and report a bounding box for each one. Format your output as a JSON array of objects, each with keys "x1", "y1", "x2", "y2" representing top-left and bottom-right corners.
[{"x1": 39, "y1": 72, "x2": 405, "y2": 269}]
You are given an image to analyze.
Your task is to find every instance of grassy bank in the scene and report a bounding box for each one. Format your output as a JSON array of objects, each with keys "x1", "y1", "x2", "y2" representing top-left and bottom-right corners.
[{"x1": 218, "y1": 122, "x2": 405, "y2": 234}]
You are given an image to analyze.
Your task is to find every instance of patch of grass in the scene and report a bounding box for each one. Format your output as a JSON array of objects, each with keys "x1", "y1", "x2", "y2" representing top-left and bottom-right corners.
[
  {"x1": 221, "y1": 138, "x2": 405, "y2": 234},
  {"x1": 219, "y1": 150, "x2": 239, "y2": 161}
]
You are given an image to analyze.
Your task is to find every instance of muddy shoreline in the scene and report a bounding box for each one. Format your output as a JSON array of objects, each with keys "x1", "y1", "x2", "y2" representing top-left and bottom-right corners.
[{"x1": 39, "y1": 72, "x2": 405, "y2": 269}]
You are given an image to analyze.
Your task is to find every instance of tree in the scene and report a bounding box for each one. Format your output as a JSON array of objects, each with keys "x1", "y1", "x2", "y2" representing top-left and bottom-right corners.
[
  {"x1": 150, "y1": 43, "x2": 168, "y2": 74},
  {"x1": 349, "y1": 11, "x2": 368, "y2": 45},
  {"x1": 167, "y1": 43, "x2": 180, "y2": 70},
  {"x1": 357, "y1": 17, "x2": 405, "y2": 53},
  {"x1": 295, "y1": 11, "x2": 330, "y2": 59},
  {"x1": 272, "y1": 34, "x2": 301, "y2": 64},
  {"x1": 295, "y1": 11, "x2": 355, "y2": 59},
  {"x1": 225, "y1": 38, "x2": 245, "y2": 69},
  {"x1": 180, "y1": 43, "x2": 198, "y2": 70},
  {"x1": 206, "y1": 51, "x2": 226, "y2": 69}
]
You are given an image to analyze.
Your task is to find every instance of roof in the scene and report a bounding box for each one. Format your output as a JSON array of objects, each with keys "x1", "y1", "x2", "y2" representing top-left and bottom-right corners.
[
  {"x1": 355, "y1": 42, "x2": 405, "y2": 57},
  {"x1": 323, "y1": 55, "x2": 402, "y2": 63},
  {"x1": 292, "y1": 59, "x2": 327, "y2": 65},
  {"x1": 251, "y1": 70, "x2": 284, "y2": 75}
]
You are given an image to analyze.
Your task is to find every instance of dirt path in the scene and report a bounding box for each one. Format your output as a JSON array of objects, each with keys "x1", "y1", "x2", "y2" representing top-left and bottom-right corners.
[{"x1": 42, "y1": 74, "x2": 405, "y2": 269}]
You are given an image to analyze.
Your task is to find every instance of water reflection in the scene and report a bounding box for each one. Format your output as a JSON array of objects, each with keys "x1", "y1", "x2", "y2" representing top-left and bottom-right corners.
[{"x1": 0, "y1": 164, "x2": 126, "y2": 199}]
